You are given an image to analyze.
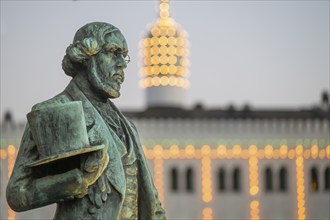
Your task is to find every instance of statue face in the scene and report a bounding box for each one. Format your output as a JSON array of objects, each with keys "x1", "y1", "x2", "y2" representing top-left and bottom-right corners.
[{"x1": 88, "y1": 31, "x2": 129, "y2": 99}]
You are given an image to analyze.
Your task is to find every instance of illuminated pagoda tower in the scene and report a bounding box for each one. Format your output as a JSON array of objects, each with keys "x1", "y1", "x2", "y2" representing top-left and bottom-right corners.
[{"x1": 140, "y1": 0, "x2": 190, "y2": 108}]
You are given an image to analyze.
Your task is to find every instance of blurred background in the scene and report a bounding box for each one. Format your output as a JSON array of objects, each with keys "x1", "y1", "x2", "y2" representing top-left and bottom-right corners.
[{"x1": 1, "y1": 0, "x2": 329, "y2": 220}]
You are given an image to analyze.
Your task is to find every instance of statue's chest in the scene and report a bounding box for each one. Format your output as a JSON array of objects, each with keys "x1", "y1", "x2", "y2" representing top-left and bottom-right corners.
[{"x1": 120, "y1": 162, "x2": 139, "y2": 220}]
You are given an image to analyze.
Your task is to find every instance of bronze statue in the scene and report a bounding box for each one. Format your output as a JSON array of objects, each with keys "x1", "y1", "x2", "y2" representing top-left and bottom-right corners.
[{"x1": 6, "y1": 22, "x2": 166, "y2": 220}]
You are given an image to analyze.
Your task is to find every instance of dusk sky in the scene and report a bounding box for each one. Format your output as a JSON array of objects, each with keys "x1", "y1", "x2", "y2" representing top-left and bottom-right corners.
[{"x1": 1, "y1": 0, "x2": 329, "y2": 121}]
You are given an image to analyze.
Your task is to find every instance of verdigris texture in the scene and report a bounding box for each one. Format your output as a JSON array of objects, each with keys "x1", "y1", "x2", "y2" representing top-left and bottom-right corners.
[{"x1": 6, "y1": 22, "x2": 166, "y2": 220}]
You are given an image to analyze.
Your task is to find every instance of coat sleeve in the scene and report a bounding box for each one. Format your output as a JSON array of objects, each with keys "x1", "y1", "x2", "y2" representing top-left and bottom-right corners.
[{"x1": 6, "y1": 124, "x2": 87, "y2": 212}]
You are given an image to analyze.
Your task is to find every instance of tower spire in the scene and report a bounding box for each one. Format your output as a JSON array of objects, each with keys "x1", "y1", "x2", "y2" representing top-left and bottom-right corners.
[
  {"x1": 159, "y1": 0, "x2": 170, "y2": 19},
  {"x1": 140, "y1": 0, "x2": 190, "y2": 108}
]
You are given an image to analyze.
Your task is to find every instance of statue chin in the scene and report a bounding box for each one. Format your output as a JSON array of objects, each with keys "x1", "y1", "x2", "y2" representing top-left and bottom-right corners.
[
  {"x1": 87, "y1": 69, "x2": 121, "y2": 100},
  {"x1": 106, "y1": 90, "x2": 120, "y2": 99},
  {"x1": 98, "y1": 86, "x2": 121, "y2": 100}
]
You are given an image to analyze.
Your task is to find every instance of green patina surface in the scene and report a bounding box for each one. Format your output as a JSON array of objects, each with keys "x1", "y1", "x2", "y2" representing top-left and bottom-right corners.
[{"x1": 5, "y1": 22, "x2": 166, "y2": 220}]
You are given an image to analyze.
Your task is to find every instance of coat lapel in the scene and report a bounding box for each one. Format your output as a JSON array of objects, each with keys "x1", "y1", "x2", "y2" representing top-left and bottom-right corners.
[
  {"x1": 110, "y1": 101, "x2": 162, "y2": 218},
  {"x1": 64, "y1": 81, "x2": 126, "y2": 197}
]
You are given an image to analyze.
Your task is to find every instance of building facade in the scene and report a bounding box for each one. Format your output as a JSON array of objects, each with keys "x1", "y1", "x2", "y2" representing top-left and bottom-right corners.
[
  {"x1": 1, "y1": 101, "x2": 329, "y2": 220},
  {"x1": 1, "y1": 1, "x2": 329, "y2": 219}
]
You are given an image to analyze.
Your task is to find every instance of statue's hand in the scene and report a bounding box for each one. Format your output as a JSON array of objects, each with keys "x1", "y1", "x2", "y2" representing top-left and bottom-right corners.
[
  {"x1": 67, "y1": 168, "x2": 89, "y2": 199},
  {"x1": 81, "y1": 146, "x2": 109, "y2": 188}
]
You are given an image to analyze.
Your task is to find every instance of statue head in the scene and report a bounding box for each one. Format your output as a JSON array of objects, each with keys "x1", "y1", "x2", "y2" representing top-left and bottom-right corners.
[{"x1": 62, "y1": 22, "x2": 129, "y2": 99}]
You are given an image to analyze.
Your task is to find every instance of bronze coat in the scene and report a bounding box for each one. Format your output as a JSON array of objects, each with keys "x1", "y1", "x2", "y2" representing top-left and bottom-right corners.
[{"x1": 7, "y1": 81, "x2": 166, "y2": 220}]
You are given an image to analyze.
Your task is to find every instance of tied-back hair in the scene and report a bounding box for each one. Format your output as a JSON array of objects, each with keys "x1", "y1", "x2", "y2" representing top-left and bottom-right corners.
[{"x1": 62, "y1": 22, "x2": 119, "y2": 77}]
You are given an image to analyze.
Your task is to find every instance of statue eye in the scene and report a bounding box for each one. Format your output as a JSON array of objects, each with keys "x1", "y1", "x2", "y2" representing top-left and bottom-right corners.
[{"x1": 113, "y1": 50, "x2": 119, "y2": 57}]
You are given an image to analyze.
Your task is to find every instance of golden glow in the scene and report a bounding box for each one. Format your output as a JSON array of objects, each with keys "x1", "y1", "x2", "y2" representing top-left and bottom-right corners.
[
  {"x1": 264, "y1": 145, "x2": 273, "y2": 159},
  {"x1": 159, "y1": 76, "x2": 168, "y2": 86},
  {"x1": 151, "y1": 37, "x2": 159, "y2": 46},
  {"x1": 159, "y1": 45, "x2": 167, "y2": 54},
  {"x1": 250, "y1": 186, "x2": 259, "y2": 195},
  {"x1": 185, "y1": 145, "x2": 195, "y2": 159},
  {"x1": 168, "y1": 27, "x2": 176, "y2": 36},
  {"x1": 279, "y1": 144, "x2": 288, "y2": 159},
  {"x1": 143, "y1": 48, "x2": 150, "y2": 56},
  {"x1": 180, "y1": 58, "x2": 190, "y2": 67},
  {"x1": 160, "y1": 27, "x2": 168, "y2": 36},
  {"x1": 169, "y1": 56, "x2": 177, "y2": 65},
  {"x1": 202, "y1": 207, "x2": 213, "y2": 220},
  {"x1": 169, "y1": 145, "x2": 180, "y2": 158},
  {"x1": 159, "y1": 1, "x2": 170, "y2": 20},
  {"x1": 160, "y1": 2, "x2": 169, "y2": 10},
  {"x1": 8, "y1": 145, "x2": 16, "y2": 155},
  {"x1": 151, "y1": 46, "x2": 160, "y2": 55},
  {"x1": 250, "y1": 200, "x2": 260, "y2": 220},
  {"x1": 144, "y1": 57, "x2": 151, "y2": 66},
  {"x1": 201, "y1": 145, "x2": 211, "y2": 156},
  {"x1": 0, "y1": 149, "x2": 7, "y2": 159},
  {"x1": 3, "y1": 143, "x2": 328, "y2": 220},
  {"x1": 140, "y1": 76, "x2": 189, "y2": 88},
  {"x1": 242, "y1": 149, "x2": 250, "y2": 159},
  {"x1": 217, "y1": 145, "x2": 226, "y2": 158},
  {"x1": 151, "y1": 66, "x2": 160, "y2": 75},
  {"x1": 273, "y1": 149, "x2": 280, "y2": 159},
  {"x1": 177, "y1": 37, "x2": 185, "y2": 46},
  {"x1": 151, "y1": 76, "x2": 161, "y2": 86},
  {"x1": 160, "y1": 65, "x2": 168, "y2": 75},
  {"x1": 248, "y1": 145, "x2": 258, "y2": 156},
  {"x1": 143, "y1": 67, "x2": 150, "y2": 76},
  {"x1": 168, "y1": 46, "x2": 176, "y2": 55},
  {"x1": 6, "y1": 146, "x2": 17, "y2": 219},
  {"x1": 296, "y1": 145, "x2": 303, "y2": 157},
  {"x1": 8, "y1": 208, "x2": 15, "y2": 220},
  {"x1": 168, "y1": 65, "x2": 177, "y2": 74},
  {"x1": 151, "y1": 56, "x2": 160, "y2": 65},
  {"x1": 159, "y1": 36, "x2": 168, "y2": 45},
  {"x1": 140, "y1": 0, "x2": 190, "y2": 89},
  {"x1": 288, "y1": 149, "x2": 296, "y2": 159},
  {"x1": 319, "y1": 149, "x2": 325, "y2": 159},
  {"x1": 168, "y1": 76, "x2": 177, "y2": 86},
  {"x1": 176, "y1": 66, "x2": 186, "y2": 76},
  {"x1": 154, "y1": 145, "x2": 164, "y2": 156},
  {"x1": 168, "y1": 37, "x2": 176, "y2": 45},
  {"x1": 160, "y1": 55, "x2": 168, "y2": 64},
  {"x1": 233, "y1": 145, "x2": 242, "y2": 158},
  {"x1": 303, "y1": 150, "x2": 311, "y2": 159},
  {"x1": 311, "y1": 145, "x2": 318, "y2": 159},
  {"x1": 143, "y1": 38, "x2": 151, "y2": 47},
  {"x1": 249, "y1": 156, "x2": 259, "y2": 197},
  {"x1": 201, "y1": 155, "x2": 212, "y2": 202},
  {"x1": 296, "y1": 155, "x2": 306, "y2": 220},
  {"x1": 8, "y1": 145, "x2": 16, "y2": 178},
  {"x1": 151, "y1": 27, "x2": 160, "y2": 37}
]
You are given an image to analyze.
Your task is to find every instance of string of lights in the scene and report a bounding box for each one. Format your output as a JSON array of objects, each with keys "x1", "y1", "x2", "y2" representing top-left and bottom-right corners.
[
  {"x1": 296, "y1": 145, "x2": 306, "y2": 220},
  {"x1": 1, "y1": 144, "x2": 329, "y2": 220},
  {"x1": 7, "y1": 145, "x2": 16, "y2": 220}
]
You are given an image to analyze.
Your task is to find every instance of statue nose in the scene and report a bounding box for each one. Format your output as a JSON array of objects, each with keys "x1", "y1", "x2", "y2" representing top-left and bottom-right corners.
[{"x1": 117, "y1": 54, "x2": 127, "y2": 69}]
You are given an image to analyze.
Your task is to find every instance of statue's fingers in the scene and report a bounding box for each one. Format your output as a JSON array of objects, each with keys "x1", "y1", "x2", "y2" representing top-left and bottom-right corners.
[
  {"x1": 84, "y1": 155, "x2": 98, "y2": 173},
  {"x1": 94, "y1": 192, "x2": 103, "y2": 208},
  {"x1": 88, "y1": 187, "x2": 95, "y2": 205},
  {"x1": 97, "y1": 175, "x2": 106, "y2": 192}
]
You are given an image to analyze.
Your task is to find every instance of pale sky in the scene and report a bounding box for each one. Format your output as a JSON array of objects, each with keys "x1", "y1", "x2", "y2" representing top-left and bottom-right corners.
[{"x1": 1, "y1": 0, "x2": 329, "y2": 121}]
